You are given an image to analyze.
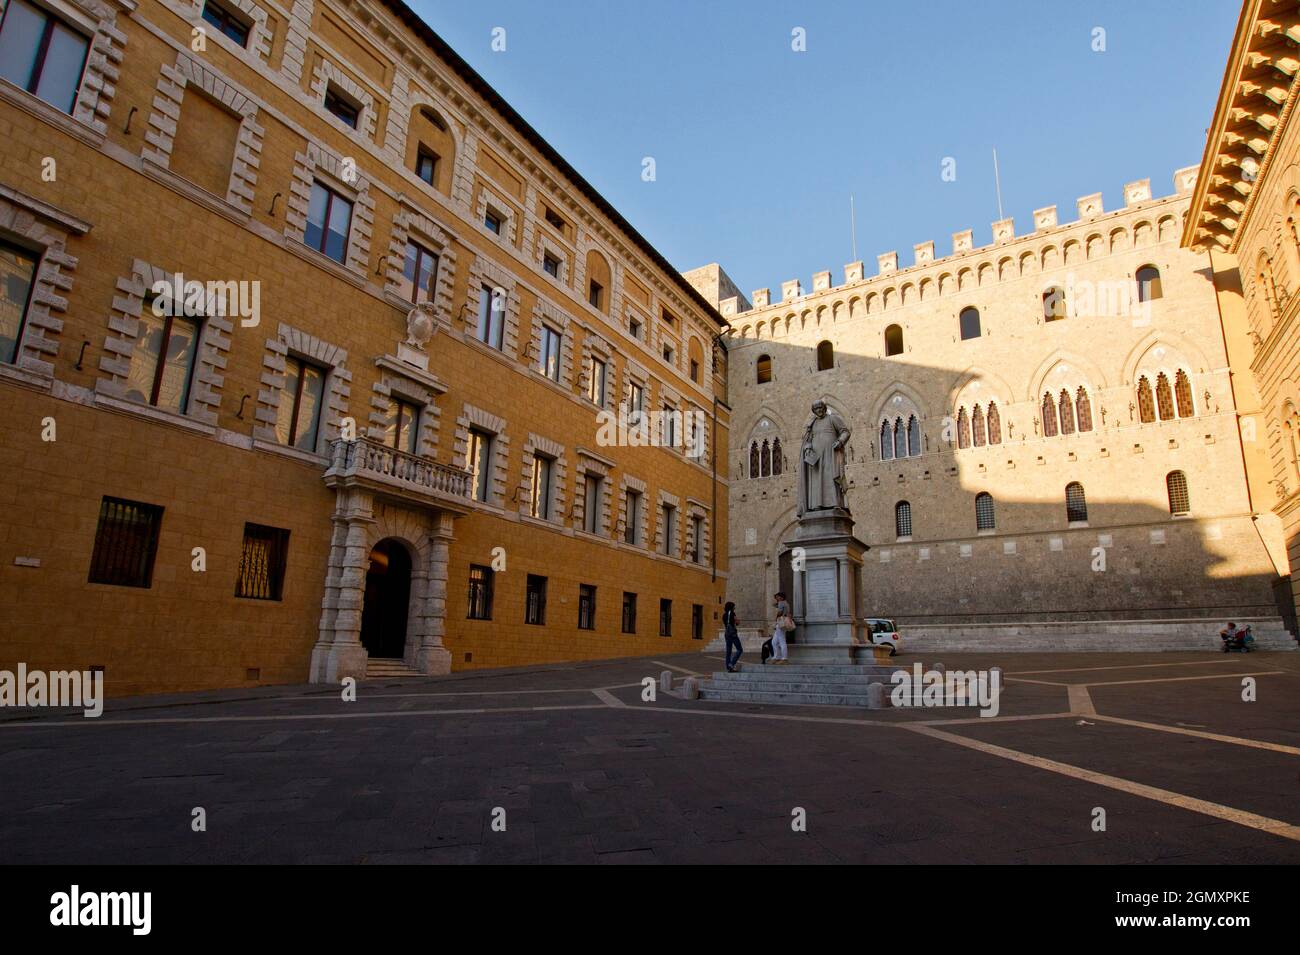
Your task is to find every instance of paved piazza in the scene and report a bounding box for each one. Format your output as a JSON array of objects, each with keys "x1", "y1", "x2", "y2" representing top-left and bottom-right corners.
[{"x1": 1, "y1": 650, "x2": 1297, "y2": 864}]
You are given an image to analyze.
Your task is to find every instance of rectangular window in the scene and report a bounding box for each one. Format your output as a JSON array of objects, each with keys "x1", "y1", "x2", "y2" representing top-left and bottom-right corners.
[
  {"x1": 578, "y1": 584, "x2": 596, "y2": 630},
  {"x1": 690, "y1": 515, "x2": 704, "y2": 563},
  {"x1": 200, "y1": 0, "x2": 250, "y2": 47},
  {"x1": 304, "y1": 182, "x2": 352, "y2": 263},
  {"x1": 661, "y1": 307, "x2": 675, "y2": 327},
  {"x1": 629, "y1": 317, "x2": 642, "y2": 340},
  {"x1": 629, "y1": 382, "x2": 645, "y2": 417},
  {"x1": 525, "y1": 574, "x2": 547, "y2": 625},
  {"x1": 0, "y1": 0, "x2": 90, "y2": 114},
  {"x1": 484, "y1": 209, "x2": 502, "y2": 234},
  {"x1": 467, "y1": 564, "x2": 494, "y2": 620},
  {"x1": 659, "y1": 598, "x2": 672, "y2": 637},
  {"x1": 469, "y1": 428, "x2": 493, "y2": 502},
  {"x1": 624, "y1": 489, "x2": 641, "y2": 545},
  {"x1": 124, "y1": 304, "x2": 201, "y2": 415},
  {"x1": 415, "y1": 147, "x2": 438, "y2": 186},
  {"x1": 399, "y1": 241, "x2": 438, "y2": 305},
  {"x1": 88, "y1": 496, "x2": 163, "y2": 588},
  {"x1": 539, "y1": 326, "x2": 562, "y2": 381},
  {"x1": 274, "y1": 356, "x2": 326, "y2": 452},
  {"x1": 476, "y1": 284, "x2": 505, "y2": 350},
  {"x1": 542, "y1": 253, "x2": 560, "y2": 278},
  {"x1": 661, "y1": 504, "x2": 677, "y2": 556},
  {"x1": 544, "y1": 207, "x2": 565, "y2": 232},
  {"x1": 324, "y1": 85, "x2": 359, "y2": 129},
  {"x1": 690, "y1": 358, "x2": 700, "y2": 383},
  {"x1": 587, "y1": 357, "x2": 606, "y2": 405},
  {"x1": 0, "y1": 240, "x2": 38, "y2": 365},
  {"x1": 620, "y1": 592, "x2": 637, "y2": 634},
  {"x1": 382, "y1": 397, "x2": 420, "y2": 455},
  {"x1": 692, "y1": 603, "x2": 703, "y2": 640},
  {"x1": 529, "y1": 453, "x2": 553, "y2": 520},
  {"x1": 662, "y1": 404, "x2": 677, "y2": 447},
  {"x1": 588, "y1": 280, "x2": 603, "y2": 310},
  {"x1": 662, "y1": 344, "x2": 674, "y2": 364},
  {"x1": 235, "y1": 523, "x2": 289, "y2": 600},
  {"x1": 583, "y1": 474, "x2": 602, "y2": 535}
]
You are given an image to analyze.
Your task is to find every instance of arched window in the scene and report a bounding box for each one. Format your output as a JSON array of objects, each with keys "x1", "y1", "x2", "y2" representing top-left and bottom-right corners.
[
  {"x1": 987, "y1": 402, "x2": 1002, "y2": 445},
  {"x1": 1166, "y1": 470, "x2": 1190, "y2": 515},
  {"x1": 1136, "y1": 265, "x2": 1162, "y2": 302},
  {"x1": 884, "y1": 324, "x2": 904, "y2": 356},
  {"x1": 816, "y1": 340, "x2": 834, "y2": 371},
  {"x1": 1155, "y1": 372, "x2": 1174, "y2": 420},
  {"x1": 907, "y1": 415, "x2": 921, "y2": 457},
  {"x1": 975, "y1": 492, "x2": 995, "y2": 531},
  {"x1": 1174, "y1": 370, "x2": 1194, "y2": 417},
  {"x1": 756, "y1": 354, "x2": 772, "y2": 384},
  {"x1": 1043, "y1": 285, "x2": 1067, "y2": 321},
  {"x1": 760, "y1": 439, "x2": 771, "y2": 477},
  {"x1": 893, "y1": 418, "x2": 906, "y2": 459},
  {"x1": 1137, "y1": 376, "x2": 1155, "y2": 423},
  {"x1": 771, "y1": 438, "x2": 783, "y2": 476},
  {"x1": 1257, "y1": 252, "x2": 1279, "y2": 316},
  {"x1": 972, "y1": 405, "x2": 986, "y2": 447},
  {"x1": 957, "y1": 407, "x2": 971, "y2": 449},
  {"x1": 1076, "y1": 387, "x2": 1093, "y2": 432},
  {"x1": 895, "y1": 500, "x2": 912, "y2": 538},
  {"x1": 1065, "y1": 482, "x2": 1088, "y2": 523},
  {"x1": 749, "y1": 441, "x2": 759, "y2": 478},
  {"x1": 880, "y1": 420, "x2": 893, "y2": 460},
  {"x1": 1059, "y1": 389, "x2": 1075, "y2": 436},
  {"x1": 959, "y1": 307, "x2": 981, "y2": 340},
  {"x1": 1042, "y1": 392, "x2": 1059, "y2": 437}
]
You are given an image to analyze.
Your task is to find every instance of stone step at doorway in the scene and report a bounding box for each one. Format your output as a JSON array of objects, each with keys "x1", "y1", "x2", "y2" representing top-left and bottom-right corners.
[{"x1": 363, "y1": 658, "x2": 426, "y2": 680}]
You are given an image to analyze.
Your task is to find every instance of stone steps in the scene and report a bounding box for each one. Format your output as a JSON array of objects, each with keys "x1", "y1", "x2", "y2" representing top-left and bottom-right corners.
[
  {"x1": 363, "y1": 658, "x2": 425, "y2": 679},
  {"x1": 698, "y1": 661, "x2": 902, "y2": 708},
  {"x1": 699, "y1": 685, "x2": 882, "y2": 707}
]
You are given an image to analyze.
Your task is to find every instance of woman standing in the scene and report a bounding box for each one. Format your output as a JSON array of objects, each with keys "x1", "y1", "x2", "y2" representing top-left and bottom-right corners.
[
  {"x1": 723, "y1": 601, "x2": 742, "y2": 672},
  {"x1": 771, "y1": 592, "x2": 791, "y2": 664}
]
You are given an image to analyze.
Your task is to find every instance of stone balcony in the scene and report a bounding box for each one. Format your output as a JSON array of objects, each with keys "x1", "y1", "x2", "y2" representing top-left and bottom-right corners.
[{"x1": 323, "y1": 437, "x2": 472, "y2": 512}]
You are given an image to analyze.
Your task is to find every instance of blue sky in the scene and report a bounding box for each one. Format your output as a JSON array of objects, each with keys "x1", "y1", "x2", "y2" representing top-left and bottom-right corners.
[{"x1": 412, "y1": 0, "x2": 1239, "y2": 299}]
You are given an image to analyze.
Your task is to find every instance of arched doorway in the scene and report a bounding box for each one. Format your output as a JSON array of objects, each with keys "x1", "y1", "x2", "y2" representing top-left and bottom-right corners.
[{"x1": 360, "y1": 539, "x2": 412, "y2": 660}]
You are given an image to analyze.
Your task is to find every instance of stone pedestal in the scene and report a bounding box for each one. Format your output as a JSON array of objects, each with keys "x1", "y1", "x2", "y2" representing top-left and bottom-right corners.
[{"x1": 784, "y1": 507, "x2": 869, "y2": 664}]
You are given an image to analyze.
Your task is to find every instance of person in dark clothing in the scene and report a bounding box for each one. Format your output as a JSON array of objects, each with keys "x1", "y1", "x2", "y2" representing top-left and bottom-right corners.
[{"x1": 723, "y1": 601, "x2": 742, "y2": 672}]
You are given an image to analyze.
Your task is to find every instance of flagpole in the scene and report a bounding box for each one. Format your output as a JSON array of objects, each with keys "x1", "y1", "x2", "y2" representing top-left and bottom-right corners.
[{"x1": 993, "y1": 148, "x2": 1005, "y2": 221}]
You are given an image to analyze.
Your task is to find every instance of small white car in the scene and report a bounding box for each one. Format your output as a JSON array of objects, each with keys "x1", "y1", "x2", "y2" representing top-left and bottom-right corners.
[{"x1": 865, "y1": 618, "x2": 901, "y2": 655}]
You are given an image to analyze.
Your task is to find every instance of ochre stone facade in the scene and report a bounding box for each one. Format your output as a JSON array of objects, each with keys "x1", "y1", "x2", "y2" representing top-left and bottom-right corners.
[
  {"x1": 0, "y1": 0, "x2": 728, "y2": 694},
  {"x1": 719, "y1": 174, "x2": 1295, "y2": 634},
  {"x1": 1185, "y1": 0, "x2": 1300, "y2": 636}
]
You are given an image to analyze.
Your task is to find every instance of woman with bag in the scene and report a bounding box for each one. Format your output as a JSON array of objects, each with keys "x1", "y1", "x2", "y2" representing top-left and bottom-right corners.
[
  {"x1": 770, "y1": 592, "x2": 792, "y2": 665},
  {"x1": 722, "y1": 601, "x2": 742, "y2": 672}
]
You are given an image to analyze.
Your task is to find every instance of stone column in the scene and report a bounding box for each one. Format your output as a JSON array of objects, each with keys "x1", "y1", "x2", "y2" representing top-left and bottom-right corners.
[
  {"x1": 413, "y1": 510, "x2": 454, "y2": 675},
  {"x1": 309, "y1": 489, "x2": 374, "y2": 683}
]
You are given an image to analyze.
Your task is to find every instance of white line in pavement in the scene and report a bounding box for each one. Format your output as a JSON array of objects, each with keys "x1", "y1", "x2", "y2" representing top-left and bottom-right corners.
[
  {"x1": 1081, "y1": 671, "x2": 1284, "y2": 687},
  {"x1": 1068, "y1": 685, "x2": 1097, "y2": 715},
  {"x1": 591, "y1": 688, "x2": 626, "y2": 707},
  {"x1": 901, "y1": 724, "x2": 1300, "y2": 843},
  {"x1": 652, "y1": 660, "x2": 703, "y2": 677},
  {"x1": 1088, "y1": 715, "x2": 1300, "y2": 755},
  {"x1": 1008, "y1": 660, "x2": 1255, "y2": 676},
  {"x1": 907, "y1": 712, "x2": 1077, "y2": 726}
]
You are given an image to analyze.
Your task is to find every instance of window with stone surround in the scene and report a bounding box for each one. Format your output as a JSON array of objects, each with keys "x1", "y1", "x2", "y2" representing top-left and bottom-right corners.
[
  {"x1": 519, "y1": 432, "x2": 566, "y2": 524},
  {"x1": 1166, "y1": 471, "x2": 1190, "y2": 516},
  {"x1": 398, "y1": 240, "x2": 438, "y2": 305},
  {"x1": 465, "y1": 254, "x2": 521, "y2": 358},
  {"x1": 385, "y1": 203, "x2": 456, "y2": 319},
  {"x1": 201, "y1": 0, "x2": 249, "y2": 46},
  {"x1": 1065, "y1": 482, "x2": 1088, "y2": 524},
  {"x1": 455, "y1": 404, "x2": 509, "y2": 508},
  {"x1": 975, "y1": 492, "x2": 995, "y2": 531},
  {"x1": 305, "y1": 181, "x2": 352, "y2": 263},
  {"x1": 310, "y1": 58, "x2": 376, "y2": 140},
  {"x1": 285, "y1": 143, "x2": 374, "y2": 277},
  {"x1": 255, "y1": 323, "x2": 350, "y2": 457},
  {"x1": 273, "y1": 356, "x2": 325, "y2": 452},
  {"x1": 0, "y1": 239, "x2": 38, "y2": 366},
  {"x1": 528, "y1": 297, "x2": 573, "y2": 386},
  {"x1": 895, "y1": 501, "x2": 912, "y2": 539}
]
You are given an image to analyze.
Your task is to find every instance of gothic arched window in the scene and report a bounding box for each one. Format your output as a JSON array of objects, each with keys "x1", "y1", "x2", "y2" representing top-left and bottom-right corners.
[
  {"x1": 957, "y1": 407, "x2": 971, "y2": 449},
  {"x1": 1166, "y1": 470, "x2": 1190, "y2": 515},
  {"x1": 972, "y1": 405, "x2": 986, "y2": 447},
  {"x1": 880, "y1": 420, "x2": 893, "y2": 460},
  {"x1": 749, "y1": 441, "x2": 759, "y2": 478},
  {"x1": 1156, "y1": 372, "x2": 1175, "y2": 420},
  {"x1": 1065, "y1": 481, "x2": 1088, "y2": 523},
  {"x1": 1059, "y1": 389, "x2": 1075, "y2": 435},
  {"x1": 1042, "y1": 392, "x2": 1059, "y2": 437},
  {"x1": 1174, "y1": 370, "x2": 1194, "y2": 417},
  {"x1": 1076, "y1": 387, "x2": 1093, "y2": 432},
  {"x1": 987, "y1": 402, "x2": 1002, "y2": 445},
  {"x1": 1137, "y1": 376, "x2": 1155, "y2": 423},
  {"x1": 771, "y1": 438, "x2": 783, "y2": 476},
  {"x1": 894, "y1": 500, "x2": 912, "y2": 538},
  {"x1": 975, "y1": 492, "x2": 995, "y2": 530},
  {"x1": 907, "y1": 415, "x2": 921, "y2": 457},
  {"x1": 893, "y1": 418, "x2": 906, "y2": 459},
  {"x1": 760, "y1": 439, "x2": 771, "y2": 477}
]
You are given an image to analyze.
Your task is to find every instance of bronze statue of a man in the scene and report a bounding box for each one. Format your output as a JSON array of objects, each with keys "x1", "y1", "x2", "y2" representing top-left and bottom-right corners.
[{"x1": 798, "y1": 400, "x2": 850, "y2": 515}]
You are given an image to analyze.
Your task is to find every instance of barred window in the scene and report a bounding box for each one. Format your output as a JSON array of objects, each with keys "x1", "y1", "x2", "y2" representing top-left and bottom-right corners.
[
  {"x1": 975, "y1": 492, "x2": 995, "y2": 531},
  {"x1": 578, "y1": 584, "x2": 596, "y2": 630},
  {"x1": 467, "y1": 564, "x2": 493, "y2": 620},
  {"x1": 235, "y1": 523, "x2": 289, "y2": 600},
  {"x1": 1166, "y1": 470, "x2": 1190, "y2": 515},
  {"x1": 1174, "y1": 370, "x2": 1194, "y2": 418},
  {"x1": 1137, "y1": 376, "x2": 1155, "y2": 423},
  {"x1": 88, "y1": 497, "x2": 163, "y2": 588},
  {"x1": 659, "y1": 598, "x2": 672, "y2": 637},
  {"x1": 525, "y1": 574, "x2": 546, "y2": 625},
  {"x1": 621, "y1": 592, "x2": 637, "y2": 634},
  {"x1": 1065, "y1": 482, "x2": 1088, "y2": 523},
  {"x1": 895, "y1": 500, "x2": 912, "y2": 538}
]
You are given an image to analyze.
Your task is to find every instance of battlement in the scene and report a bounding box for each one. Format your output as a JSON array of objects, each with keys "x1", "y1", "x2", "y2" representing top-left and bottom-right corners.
[{"x1": 730, "y1": 166, "x2": 1200, "y2": 318}]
